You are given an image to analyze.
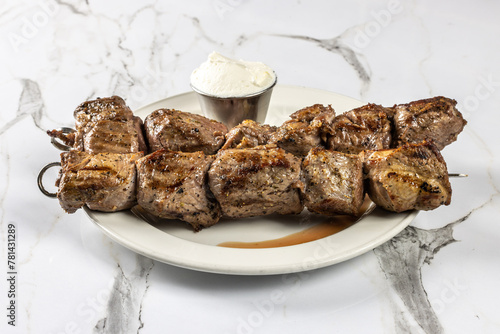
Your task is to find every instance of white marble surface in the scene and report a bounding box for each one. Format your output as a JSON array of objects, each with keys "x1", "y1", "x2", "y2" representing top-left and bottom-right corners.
[{"x1": 1, "y1": 0, "x2": 500, "y2": 333}]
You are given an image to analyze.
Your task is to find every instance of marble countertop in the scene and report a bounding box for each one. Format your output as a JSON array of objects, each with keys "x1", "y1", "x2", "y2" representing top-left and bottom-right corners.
[{"x1": 1, "y1": 0, "x2": 499, "y2": 333}]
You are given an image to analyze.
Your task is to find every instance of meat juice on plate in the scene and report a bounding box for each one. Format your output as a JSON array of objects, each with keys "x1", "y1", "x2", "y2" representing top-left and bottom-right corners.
[{"x1": 218, "y1": 196, "x2": 373, "y2": 249}]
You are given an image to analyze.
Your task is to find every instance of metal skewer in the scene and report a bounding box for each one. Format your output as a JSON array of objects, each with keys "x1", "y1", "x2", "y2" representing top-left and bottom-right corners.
[
  {"x1": 37, "y1": 162, "x2": 61, "y2": 197},
  {"x1": 49, "y1": 127, "x2": 75, "y2": 151},
  {"x1": 448, "y1": 173, "x2": 468, "y2": 177}
]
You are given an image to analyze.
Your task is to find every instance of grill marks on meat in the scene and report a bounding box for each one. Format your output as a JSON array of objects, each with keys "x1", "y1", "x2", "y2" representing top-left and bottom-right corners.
[
  {"x1": 144, "y1": 108, "x2": 228, "y2": 154},
  {"x1": 327, "y1": 103, "x2": 392, "y2": 154},
  {"x1": 135, "y1": 150, "x2": 221, "y2": 231},
  {"x1": 48, "y1": 96, "x2": 147, "y2": 153},
  {"x1": 302, "y1": 148, "x2": 364, "y2": 216},
  {"x1": 270, "y1": 104, "x2": 335, "y2": 157},
  {"x1": 361, "y1": 141, "x2": 451, "y2": 212},
  {"x1": 56, "y1": 151, "x2": 143, "y2": 213},
  {"x1": 221, "y1": 120, "x2": 277, "y2": 150},
  {"x1": 84, "y1": 119, "x2": 141, "y2": 153},
  {"x1": 74, "y1": 96, "x2": 147, "y2": 153},
  {"x1": 393, "y1": 96, "x2": 467, "y2": 150},
  {"x1": 208, "y1": 146, "x2": 304, "y2": 218}
]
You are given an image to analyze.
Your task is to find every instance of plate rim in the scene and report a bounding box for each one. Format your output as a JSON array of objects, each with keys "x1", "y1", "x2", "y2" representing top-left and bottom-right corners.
[{"x1": 85, "y1": 208, "x2": 417, "y2": 275}]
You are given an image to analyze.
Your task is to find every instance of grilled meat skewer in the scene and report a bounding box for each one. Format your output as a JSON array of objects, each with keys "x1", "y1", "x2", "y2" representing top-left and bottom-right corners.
[
  {"x1": 47, "y1": 95, "x2": 466, "y2": 159},
  {"x1": 51, "y1": 141, "x2": 452, "y2": 230},
  {"x1": 45, "y1": 95, "x2": 465, "y2": 232}
]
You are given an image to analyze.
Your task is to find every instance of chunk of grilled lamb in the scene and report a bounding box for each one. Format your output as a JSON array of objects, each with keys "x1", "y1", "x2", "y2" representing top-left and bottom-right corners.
[
  {"x1": 56, "y1": 151, "x2": 143, "y2": 213},
  {"x1": 270, "y1": 104, "x2": 335, "y2": 157},
  {"x1": 135, "y1": 150, "x2": 221, "y2": 231},
  {"x1": 327, "y1": 103, "x2": 392, "y2": 154},
  {"x1": 392, "y1": 96, "x2": 467, "y2": 150},
  {"x1": 144, "y1": 109, "x2": 228, "y2": 154},
  {"x1": 220, "y1": 119, "x2": 277, "y2": 150},
  {"x1": 208, "y1": 145, "x2": 304, "y2": 218},
  {"x1": 361, "y1": 141, "x2": 451, "y2": 212},
  {"x1": 73, "y1": 95, "x2": 134, "y2": 128},
  {"x1": 302, "y1": 148, "x2": 364, "y2": 216},
  {"x1": 82, "y1": 119, "x2": 142, "y2": 153},
  {"x1": 47, "y1": 96, "x2": 147, "y2": 153}
]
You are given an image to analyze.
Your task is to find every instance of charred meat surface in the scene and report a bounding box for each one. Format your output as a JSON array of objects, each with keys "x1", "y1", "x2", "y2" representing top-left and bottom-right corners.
[
  {"x1": 47, "y1": 96, "x2": 146, "y2": 154},
  {"x1": 56, "y1": 151, "x2": 142, "y2": 213},
  {"x1": 135, "y1": 150, "x2": 221, "y2": 231},
  {"x1": 302, "y1": 148, "x2": 364, "y2": 216},
  {"x1": 73, "y1": 96, "x2": 139, "y2": 153},
  {"x1": 144, "y1": 108, "x2": 228, "y2": 154},
  {"x1": 393, "y1": 96, "x2": 467, "y2": 150},
  {"x1": 73, "y1": 95, "x2": 134, "y2": 128},
  {"x1": 362, "y1": 141, "x2": 451, "y2": 212},
  {"x1": 208, "y1": 145, "x2": 304, "y2": 218},
  {"x1": 221, "y1": 119, "x2": 277, "y2": 150},
  {"x1": 270, "y1": 104, "x2": 335, "y2": 157},
  {"x1": 83, "y1": 119, "x2": 141, "y2": 153},
  {"x1": 80, "y1": 117, "x2": 146, "y2": 154},
  {"x1": 327, "y1": 103, "x2": 392, "y2": 154},
  {"x1": 289, "y1": 103, "x2": 333, "y2": 122}
]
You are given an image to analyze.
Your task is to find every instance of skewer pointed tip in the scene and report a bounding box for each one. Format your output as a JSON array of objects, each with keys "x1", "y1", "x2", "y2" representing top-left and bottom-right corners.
[{"x1": 448, "y1": 173, "x2": 468, "y2": 178}]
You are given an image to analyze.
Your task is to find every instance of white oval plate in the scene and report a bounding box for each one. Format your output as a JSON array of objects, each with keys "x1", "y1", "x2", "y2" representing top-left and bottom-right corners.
[{"x1": 85, "y1": 85, "x2": 418, "y2": 275}]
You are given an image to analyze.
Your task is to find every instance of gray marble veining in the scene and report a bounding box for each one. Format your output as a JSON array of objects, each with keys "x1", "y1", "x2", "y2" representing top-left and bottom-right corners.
[
  {"x1": 276, "y1": 30, "x2": 371, "y2": 98},
  {"x1": 0, "y1": 79, "x2": 44, "y2": 135},
  {"x1": 374, "y1": 212, "x2": 472, "y2": 333},
  {"x1": 93, "y1": 255, "x2": 154, "y2": 334}
]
